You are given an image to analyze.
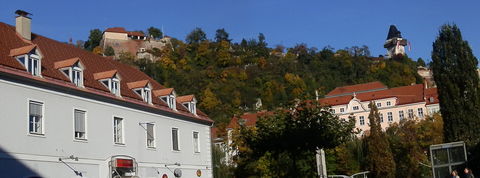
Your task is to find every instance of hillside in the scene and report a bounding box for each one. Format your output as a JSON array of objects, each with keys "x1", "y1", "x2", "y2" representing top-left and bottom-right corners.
[{"x1": 115, "y1": 32, "x2": 422, "y2": 124}]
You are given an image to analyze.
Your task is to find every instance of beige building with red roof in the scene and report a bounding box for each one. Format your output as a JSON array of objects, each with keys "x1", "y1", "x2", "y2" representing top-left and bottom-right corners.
[
  {"x1": 0, "y1": 11, "x2": 212, "y2": 178},
  {"x1": 320, "y1": 82, "x2": 440, "y2": 134},
  {"x1": 100, "y1": 27, "x2": 171, "y2": 61}
]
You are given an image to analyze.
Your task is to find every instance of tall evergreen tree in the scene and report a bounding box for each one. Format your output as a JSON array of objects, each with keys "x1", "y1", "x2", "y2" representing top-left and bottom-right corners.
[
  {"x1": 215, "y1": 28, "x2": 231, "y2": 43},
  {"x1": 365, "y1": 102, "x2": 396, "y2": 178},
  {"x1": 186, "y1": 27, "x2": 207, "y2": 44},
  {"x1": 147, "y1": 27, "x2": 163, "y2": 39},
  {"x1": 431, "y1": 24, "x2": 480, "y2": 148}
]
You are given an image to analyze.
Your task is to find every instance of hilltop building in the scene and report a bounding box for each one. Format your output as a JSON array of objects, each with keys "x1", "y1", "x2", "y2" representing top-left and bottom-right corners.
[
  {"x1": 100, "y1": 27, "x2": 171, "y2": 61},
  {"x1": 417, "y1": 66, "x2": 436, "y2": 88},
  {"x1": 384, "y1": 25, "x2": 408, "y2": 58},
  {"x1": 0, "y1": 11, "x2": 212, "y2": 178},
  {"x1": 319, "y1": 81, "x2": 440, "y2": 135}
]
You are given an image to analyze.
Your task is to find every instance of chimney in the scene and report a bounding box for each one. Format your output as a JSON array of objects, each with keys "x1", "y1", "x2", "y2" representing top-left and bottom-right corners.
[{"x1": 15, "y1": 10, "x2": 32, "y2": 40}]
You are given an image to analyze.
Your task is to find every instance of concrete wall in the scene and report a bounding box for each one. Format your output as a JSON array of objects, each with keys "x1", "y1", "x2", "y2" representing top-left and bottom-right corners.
[
  {"x1": 0, "y1": 78, "x2": 212, "y2": 178},
  {"x1": 104, "y1": 32, "x2": 128, "y2": 40}
]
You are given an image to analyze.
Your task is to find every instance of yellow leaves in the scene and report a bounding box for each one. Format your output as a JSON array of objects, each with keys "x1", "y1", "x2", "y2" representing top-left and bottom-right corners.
[
  {"x1": 257, "y1": 57, "x2": 267, "y2": 69},
  {"x1": 199, "y1": 88, "x2": 221, "y2": 112},
  {"x1": 197, "y1": 41, "x2": 210, "y2": 57},
  {"x1": 158, "y1": 56, "x2": 176, "y2": 70},
  {"x1": 93, "y1": 46, "x2": 103, "y2": 55},
  {"x1": 220, "y1": 70, "x2": 229, "y2": 81}
]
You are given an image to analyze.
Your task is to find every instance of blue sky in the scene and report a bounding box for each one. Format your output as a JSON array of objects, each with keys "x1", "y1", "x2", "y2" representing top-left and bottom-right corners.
[{"x1": 1, "y1": 0, "x2": 479, "y2": 61}]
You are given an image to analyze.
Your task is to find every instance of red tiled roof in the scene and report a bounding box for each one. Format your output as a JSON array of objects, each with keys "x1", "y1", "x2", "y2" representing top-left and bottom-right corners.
[
  {"x1": 9, "y1": 44, "x2": 36, "y2": 57},
  {"x1": 127, "y1": 80, "x2": 149, "y2": 89},
  {"x1": 104, "y1": 27, "x2": 127, "y2": 33},
  {"x1": 320, "y1": 83, "x2": 433, "y2": 106},
  {"x1": 227, "y1": 111, "x2": 273, "y2": 129},
  {"x1": 93, "y1": 70, "x2": 117, "y2": 80},
  {"x1": 53, "y1": 57, "x2": 80, "y2": 69},
  {"x1": 425, "y1": 88, "x2": 439, "y2": 105},
  {"x1": 177, "y1": 95, "x2": 195, "y2": 103},
  {"x1": 326, "y1": 81, "x2": 387, "y2": 97},
  {"x1": 0, "y1": 22, "x2": 212, "y2": 123},
  {"x1": 153, "y1": 88, "x2": 174, "y2": 97}
]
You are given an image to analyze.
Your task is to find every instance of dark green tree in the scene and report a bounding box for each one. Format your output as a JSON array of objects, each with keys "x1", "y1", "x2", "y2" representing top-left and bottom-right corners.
[
  {"x1": 215, "y1": 28, "x2": 231, "y2": 43},
  {"x1": 147, "y1": 27, "x2": 163, "y2": 39},
  {"x1": 104, "y1": 46, "x2": 115, "y2": 56},
  {"x1": 417, "y1": 58, "x2": 426, "y2": 67},
  {"x1": 186, "y1": 27, "x2": 207, "y2": 44},
  {"x1": 431, "y1": 24, "x2": 480, "y2": 148},
  {"x1": 84, "y1": 29, "x2": 102, "y2": 51},
  {"x1": 365, "y1": 102, "x2": 396, "y2": 178},
  {"x1": 233, "y1": 100, "x2": 355, "y2": 177}
]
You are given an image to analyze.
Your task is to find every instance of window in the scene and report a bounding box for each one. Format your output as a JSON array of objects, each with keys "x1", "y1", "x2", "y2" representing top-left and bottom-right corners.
[
  {"x1": 74, "y1": 110, "x2": 86, "y2": 140},
  {"x1": 17, "y1": 54, "x2": 41, "y2": 76},
  {"x1": 408, "y1": 109, "x2": 414, "y2": 119},
  {"x1": 60, "y1": 62, "x2": 83, "y2": 87},
  {"x1": 101, "y1": 78, "x2": 120, "y2": 96},
  {"x1": 380, "y1": 113, "x2": 384, "y2": 123},
  {"x1": 72, "y1": 68, "x2": 82, "y2": 86},
  {"x1": 330, "y1": 109, "x2": 335, "y2": 114},
  {"x1": 359, "y1": 116, "x2": 365, "y2": 125},
  {"x1": 418, "y1": 108, "x2": 424, "y2": 118},
  {"x1": 193, "y1": 131, "x2": 200, "y2": 153},
  {"x1": 161, "y1": 94, "x2": 177, "y2": 110},
  {"x1": 376, "y1": 102, "x2": 382, "y2": 107},
  {"x1": 340, "y1": 108, "x2": 345, "y2": 113},
  {"x1": 29, "y1": 56, "x2": 41, "y2": 76},
  {"x1": 113, "y1": 117, "x2": 124, "y2": 144},
  {"x1": 387, "y1": 112, "x2": 393, "y2": 122},
  {"x1": 399, "y1": 111, "x2": 405, "y2": 120},
  {"x1": 172, "y1": 128, "x2": 179, "y2": 151},
  {"x1": 353, "y1": 106, "x2": 359, "y2": 110},
  {"x1": 146, "y1": 123, "x2": 155, "y2": 148},
  {"x1": 183, "y1": 101, "x2": 197, "y2": 115},
  {"x1": 134, "y1": 87, "x2": 152, "y2": 103},
  {"x1": 29, "y1": 101, "x2": 43, "y2": 134},
  {"x1": 386, "y1": 101, "x2": 391, "y2": 106}
]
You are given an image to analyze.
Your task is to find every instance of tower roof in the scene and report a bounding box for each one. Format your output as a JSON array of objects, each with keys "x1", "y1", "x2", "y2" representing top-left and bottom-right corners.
[{"x1": 386, "y1": 25, "x2": 402, "y2": 40}]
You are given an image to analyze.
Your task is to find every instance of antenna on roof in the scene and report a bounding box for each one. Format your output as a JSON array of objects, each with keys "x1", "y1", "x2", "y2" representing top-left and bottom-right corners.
[{"x1": 161, "y1": 25, "x2": 165, "y2": 38}]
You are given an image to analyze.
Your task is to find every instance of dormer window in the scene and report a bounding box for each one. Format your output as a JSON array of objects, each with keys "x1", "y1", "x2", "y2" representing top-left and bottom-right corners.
[
  {"x1": 177, "y1": 95, "x2": 197, "y2": 115},
  {"x1": 134, "y1": 87, "x2": 151, "y2": 103},
  {"x1": 127, "y1": 80, "x2": 152, "y2": 104},
  {"x1": 54, "y1": 57, "x2": 84, "y2": 87},
  {"x1": 94, "y1": 70, "x2": 121, "y2": 96},
  {"x1": 9, "y1": 45, "x2": 42, "y2": 76},
  {"x1": 154, "y1": 88, "x2": 177, "y2": 110}
]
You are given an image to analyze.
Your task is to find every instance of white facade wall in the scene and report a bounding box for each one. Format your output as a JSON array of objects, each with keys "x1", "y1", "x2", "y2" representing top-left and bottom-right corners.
[
  {"x1": 0, "y1": 78, "x2": 212, "y2": 178},
  {"x1": 331, "y1": 97, "x2": 433, "y2": 133}
]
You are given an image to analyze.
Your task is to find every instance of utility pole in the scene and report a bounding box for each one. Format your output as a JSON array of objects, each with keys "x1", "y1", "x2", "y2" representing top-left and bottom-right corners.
[{"x1": 316, "y1": 148, "x2": 327, "y2": 178}]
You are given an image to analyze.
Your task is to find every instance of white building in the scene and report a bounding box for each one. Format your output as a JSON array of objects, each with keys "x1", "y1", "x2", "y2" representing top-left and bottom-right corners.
[
  {"x1": 319, "y1": 81, "x2": 440, "y2": 135},
  {"x1": 0, "y1": 11, "x2": 213, "y2": 178}
]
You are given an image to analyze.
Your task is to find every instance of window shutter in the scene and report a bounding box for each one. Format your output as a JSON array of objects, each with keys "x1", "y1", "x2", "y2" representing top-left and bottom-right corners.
[
  {"x1": 75, "y1": 110, "x2": 85, "y2": 132},
  {"x1": 29, "y1": 102, "x2": 42, "y2": 116},
  {"x1": 147, "y1": 124, "x2": 154, "y2": 140}
]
